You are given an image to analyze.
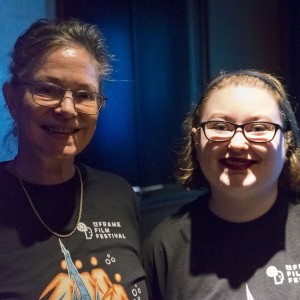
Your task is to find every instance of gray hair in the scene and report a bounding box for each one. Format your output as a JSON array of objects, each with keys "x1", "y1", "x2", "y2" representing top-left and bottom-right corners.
[{"x1": 9, "y1": 19, "x2": 112, "y2": 88}]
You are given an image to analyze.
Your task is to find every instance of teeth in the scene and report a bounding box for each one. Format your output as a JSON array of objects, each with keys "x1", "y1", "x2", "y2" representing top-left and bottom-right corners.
[
  {"x1": 47, "y1": 127, "x2": 75, "y2": 134},
  {"x1": 226, "y1": 160, "x2": 247, "y2": 166}
]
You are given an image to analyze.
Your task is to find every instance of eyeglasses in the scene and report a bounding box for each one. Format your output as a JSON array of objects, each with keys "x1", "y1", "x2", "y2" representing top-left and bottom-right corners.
[
  {"x1": 21, "y1": 82, "x2": 106, "y2": 115},
  {"x1": 197, "y1": 121, "x2": 284, "y2": 143}
]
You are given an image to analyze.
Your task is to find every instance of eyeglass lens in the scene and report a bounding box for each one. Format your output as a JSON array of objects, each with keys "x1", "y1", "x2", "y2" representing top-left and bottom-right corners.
[
  {"x1": 203, "y1": 121, "x2": 277, "y2": 142},
  {"x1": 32, "y1": 83, "x2": 102, "y2": 114}
]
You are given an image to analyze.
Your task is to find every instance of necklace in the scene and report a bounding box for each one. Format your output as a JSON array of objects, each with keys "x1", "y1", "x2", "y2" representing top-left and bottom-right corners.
[{"x1": 15, "y1": 165, "x2": 83, "y2": 238}]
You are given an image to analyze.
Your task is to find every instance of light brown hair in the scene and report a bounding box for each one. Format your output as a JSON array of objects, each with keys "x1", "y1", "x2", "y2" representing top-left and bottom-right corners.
[{"x1": 176, "y1": 70, "x2": 300, "y2": 193}]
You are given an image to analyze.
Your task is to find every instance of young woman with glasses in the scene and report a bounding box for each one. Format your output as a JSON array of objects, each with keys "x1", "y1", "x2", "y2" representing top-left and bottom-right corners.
[
  {"x1": 0, "y1": 19, "x2": 148, "y2": 299},
  {"x1": 143, "y1": 70, "x2": 300, "y2": 299}
]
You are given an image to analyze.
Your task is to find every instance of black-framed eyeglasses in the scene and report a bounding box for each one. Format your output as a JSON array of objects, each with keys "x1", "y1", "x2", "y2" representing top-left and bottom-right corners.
[
  {"x1": 197, "y1": 121, "x2": 284, "y2": 143},
  {"x1": 21, "y1": 82, "x2": 106, "y2": 115}
]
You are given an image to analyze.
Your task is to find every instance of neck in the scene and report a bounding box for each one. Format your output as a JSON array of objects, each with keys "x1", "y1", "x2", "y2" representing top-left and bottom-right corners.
[
  {"x1": 15, "y1": 164, "x2": 84, "y2": 238},
  {"x1": 209, "y1": 186, "x2": 278, "y2": 223},
  {"x1": 7, "y1": 156, "x2": 76, "y2": 185}
]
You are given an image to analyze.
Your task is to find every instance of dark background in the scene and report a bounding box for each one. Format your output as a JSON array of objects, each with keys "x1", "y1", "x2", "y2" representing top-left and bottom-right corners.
[{"x1": 57, "y1": 0, "x2": 300, "y2": 188}]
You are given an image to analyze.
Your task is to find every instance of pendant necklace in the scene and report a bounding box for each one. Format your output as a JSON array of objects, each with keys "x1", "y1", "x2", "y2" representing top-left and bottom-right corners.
[{"x1": 15, "y1": 165, "x2": 83, "y2": 238}]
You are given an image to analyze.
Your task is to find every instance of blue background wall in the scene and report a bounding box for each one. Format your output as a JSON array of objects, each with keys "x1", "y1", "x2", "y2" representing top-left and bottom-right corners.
[
  {"x1": 58, "y1": 0, "x2": 204, "y2": 187},
  {"x1": 0, "y1": 0, "x2": 55, "y2": 161},
  {"x1": 59, "y1": 0, "x2": 286, "y2": 187},
  {"x1": 2, "y1": 0, "x2": 297, "y2": 189}
]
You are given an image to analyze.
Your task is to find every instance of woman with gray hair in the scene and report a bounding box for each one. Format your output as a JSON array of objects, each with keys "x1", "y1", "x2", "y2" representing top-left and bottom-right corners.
[
  {"x1": 0, "y1": 19, "x2": 148, "y2": 299},
  {"x1": 143, "y1": 70, "x2": 300, "y2": 299}
]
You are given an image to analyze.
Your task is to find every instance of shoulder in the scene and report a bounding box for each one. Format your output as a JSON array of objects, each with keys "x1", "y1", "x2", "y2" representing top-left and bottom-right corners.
[
  {"x1": 287, "y1": 197, "x2": 300, "y2": 218},
  {"x1": 78, "y1": 163, "x2": 135, "y2": 193},
  {"x1": 79, "y1": 163, "x2": 130, "y2": 184},
  {"x1": 277, "y1": 190, "x2": 300, "y2": 215},
  {"x1": 142, "y1": 193, "x2": 209, "y2": 297},
  {"x1": 143, "y1": 193, "x2": 209, "y2": 249},
  {"x1": 77, "y1": 163, "x2": 139, "y2": 210}
]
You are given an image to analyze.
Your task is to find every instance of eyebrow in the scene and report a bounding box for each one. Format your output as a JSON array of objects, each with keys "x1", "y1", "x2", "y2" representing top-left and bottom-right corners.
[
  {"x1": 34, "y1": 77, "x2": 97, "y2": 92},
  {"x1": 206, "y1": 113, "x2": 276, "y2": 122}
]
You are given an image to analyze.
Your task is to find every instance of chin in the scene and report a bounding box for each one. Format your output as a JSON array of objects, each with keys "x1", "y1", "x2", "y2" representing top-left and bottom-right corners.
[
  {"x1": 219, "y1": 174, "x2": 257, "y2": 190},
  {"x1": 43, "y1": 147, "x2": 79, "y2": 160}
]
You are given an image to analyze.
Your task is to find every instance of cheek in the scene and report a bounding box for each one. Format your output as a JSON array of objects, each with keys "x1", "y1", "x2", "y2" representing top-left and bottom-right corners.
[
  {"x1": 91, "y1": 117, "x2": 98, "y2": 129},
  {"x1": 272, "y1": 136, "x2": 286, "y2": 161},
  {"x1": 197, "y1": 137, "x2": 218, "y2": 167},
  {"x1": 198, "y1": 131, "x2": 221, "y2": 155},
  {"x1": 198, "y1": 131, "x2": 209, "y2": 151},
  {"x1": 258, "y1": 140, "x2": 286, "y2": 173},
  {"x1": 85, "y1": 117, "x2": 98, "y2": 135},
  {"x1": 275, "y1": 143, "x2": 286, "y2": 168},
  {"x1": 15, "y1": 91, "x2": 39, "y2": 118},
  {"x1": 15, "y1": 103, "x2": 35, "y2": 127},
  {"x1": 194, "y1": 134, "x2": 206, "y2": 162}
]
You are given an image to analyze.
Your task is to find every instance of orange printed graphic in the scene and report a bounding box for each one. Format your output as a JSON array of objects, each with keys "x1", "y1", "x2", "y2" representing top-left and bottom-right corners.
[{"x1": 39, "y1": 240, "x2": 129, "y2": 299}]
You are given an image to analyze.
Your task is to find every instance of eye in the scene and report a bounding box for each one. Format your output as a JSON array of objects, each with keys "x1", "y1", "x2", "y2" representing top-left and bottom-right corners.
[
  {"x1": 75, "y1": 91, "x2": 95, "y2": 102},
  {"x1": 35, "y1": 84, "x2": 53, "y2": 95},
  {"x1": 208, "y1": 122, "x2": 231, "y2": 131},
  {"x1": 246, "y1": 123, "x2": 276, "y2": 137},
  {"x1": 34, "y1": 83, "x2": 62, "y2": 99},
  {"x1": 248, "y1": 123, "x2": 270, "y2": 132}
]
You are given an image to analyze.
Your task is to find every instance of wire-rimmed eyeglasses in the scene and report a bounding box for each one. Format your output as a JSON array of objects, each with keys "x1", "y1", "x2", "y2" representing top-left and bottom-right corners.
[
  {"x1": 21, "y1": 82, "x2": 106, "y2": 115},
  {"x1": 197, "y1": 121, "x2": 284, "y2": 143}
]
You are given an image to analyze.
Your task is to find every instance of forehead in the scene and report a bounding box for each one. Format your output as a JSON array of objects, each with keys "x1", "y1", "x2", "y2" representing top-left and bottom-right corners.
[
  {"x1": 25, "y1": 45, "x2": 100, "y2": 80},
  {"x1": 201, "y1": 85, "x2": 281, "y2": 122}
]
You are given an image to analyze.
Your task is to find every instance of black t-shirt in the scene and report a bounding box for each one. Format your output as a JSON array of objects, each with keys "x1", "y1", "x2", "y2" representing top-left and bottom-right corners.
[
  {"x1": 143, "y1": 192, "x2": 300, "y2": 300},
  {"x1": 0, "y1": 162, "x2": 148, "y2": 299}
]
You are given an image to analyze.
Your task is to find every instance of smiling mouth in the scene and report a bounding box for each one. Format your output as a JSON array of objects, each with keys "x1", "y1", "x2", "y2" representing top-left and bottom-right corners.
[
  {"x1": 42, "y1": 126, "x2": 79, "y2": 134},
  {"x1": 220, "y1": 158, "x2": 256, "y2": 170}
]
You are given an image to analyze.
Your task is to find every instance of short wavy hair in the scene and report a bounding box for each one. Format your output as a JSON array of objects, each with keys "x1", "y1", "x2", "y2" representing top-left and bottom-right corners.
[
  {"x1": 176, "y1": 70, "x2": 300, "y2": 193},
  {"x1": 8, "y1": 19, "x2": 112, "y2": 88}
]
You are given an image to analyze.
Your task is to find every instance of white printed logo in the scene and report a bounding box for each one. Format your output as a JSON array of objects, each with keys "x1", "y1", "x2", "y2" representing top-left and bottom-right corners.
[
  {"x1": 266, "y1": 266, "x2": 284, "y2": 285},
  {"x1": 285, "y1": 264, "x2": 300, "y2": 283},
  {"x1": 77, "y1": 222, "x2": 93, "y2": 239},
  {"x1": 77, "y1": 221, "x2": 127, "y2": 240},
  {"x1": 246, "y1": 284, "x2": 255, "y2": 300}
]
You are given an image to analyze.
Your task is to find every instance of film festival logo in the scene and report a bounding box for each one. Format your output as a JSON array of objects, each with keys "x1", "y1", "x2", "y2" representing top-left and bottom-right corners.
[
  {"x1": 266, "y1": 265, "x2": 300, "y2": 285},
  {"x1": 77, "y1": 221, "x2": 127, "y2": 240}
]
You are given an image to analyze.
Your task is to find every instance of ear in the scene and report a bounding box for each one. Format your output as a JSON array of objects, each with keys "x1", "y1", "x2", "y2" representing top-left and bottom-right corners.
[
  {"x1": 191, "y1": 127, "x2": 198, "y2": 143},
  {"x1": 2, "y1": 82, "x2": 19, "y2": 120},
  {"x1": 191, "y1": 127, "x2": 200, "y2": 162},
  {"x1": 192, "y1": 127, "x2": 201, "y2": 148}
]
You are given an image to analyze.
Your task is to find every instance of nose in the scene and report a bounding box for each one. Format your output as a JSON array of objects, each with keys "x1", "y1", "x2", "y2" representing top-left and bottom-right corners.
[
  {"x1": 54, "y1": 91, "x2": 77, "y2": 117},
  {"x1": 228, "y1": 130, "x2": 249, "y2": 150}
]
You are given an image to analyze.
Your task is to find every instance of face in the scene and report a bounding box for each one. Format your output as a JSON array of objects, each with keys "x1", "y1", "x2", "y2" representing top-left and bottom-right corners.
[
  {"x1": 193, "y1": 85, "x2": 286, "y2": 195},
  {"x1": 5, "y1": 46, "x2": 100, "y2": 163}
]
